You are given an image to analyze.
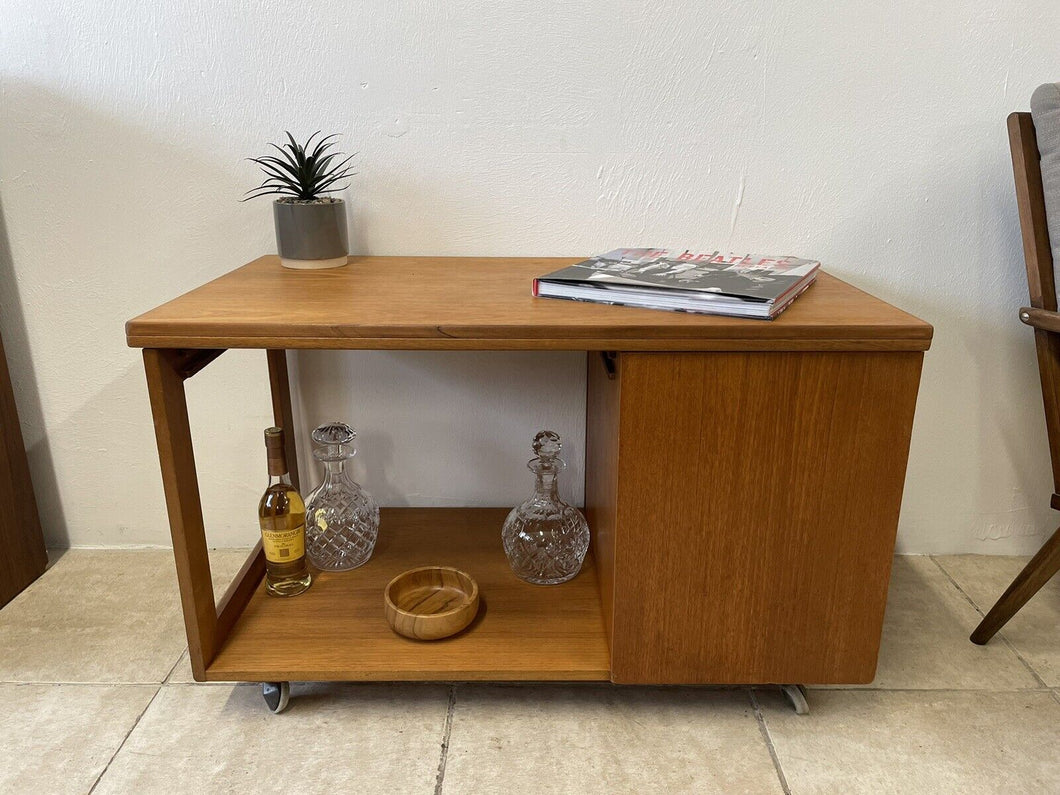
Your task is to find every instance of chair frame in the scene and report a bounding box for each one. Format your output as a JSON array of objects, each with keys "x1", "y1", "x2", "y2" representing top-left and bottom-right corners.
[{"x1": 970, "y1": 112, "x2": 1060, "y2": 644}]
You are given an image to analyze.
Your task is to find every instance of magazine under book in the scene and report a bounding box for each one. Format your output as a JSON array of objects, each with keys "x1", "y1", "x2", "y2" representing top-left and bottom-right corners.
[{"x1": 532, "y1": 248, "x2": 820, "y2": 319}]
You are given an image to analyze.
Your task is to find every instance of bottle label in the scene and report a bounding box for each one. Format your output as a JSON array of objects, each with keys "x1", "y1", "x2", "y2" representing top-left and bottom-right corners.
[{"x1": 260, "y1": 525, "x2": 305, "y2": 564}]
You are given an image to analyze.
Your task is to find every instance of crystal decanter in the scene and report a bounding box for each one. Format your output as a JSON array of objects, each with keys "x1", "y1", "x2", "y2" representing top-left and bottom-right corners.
[
  {"x1": 304, "y1": 422, "x2": 380, "y2": 571},
  {"x1": 501, "y1": 430, "x2": 590, "y2": 585}
]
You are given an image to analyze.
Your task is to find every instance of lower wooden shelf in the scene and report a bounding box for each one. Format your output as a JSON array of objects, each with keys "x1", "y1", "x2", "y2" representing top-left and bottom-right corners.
[{"x1": 206, "y1": 508, "x2": 611, "y2": 682}]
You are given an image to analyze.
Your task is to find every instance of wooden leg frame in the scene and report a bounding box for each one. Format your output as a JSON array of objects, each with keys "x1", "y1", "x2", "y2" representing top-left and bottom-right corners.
[
  {"x1": 143, "y1": 348, "x2": 299, "y2": 679},
  {"x1": 971, "y1": 523, "x2": 1060, "y2": 645}
]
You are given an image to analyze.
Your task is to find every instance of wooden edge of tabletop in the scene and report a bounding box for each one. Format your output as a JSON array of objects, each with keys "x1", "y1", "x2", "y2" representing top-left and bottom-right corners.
[
  {"x1": 125, "y1": 334, "x2": 932, "y2": 352},
  {"x1": 125, "y1": 256, "x2": 934, "y2": 351}
]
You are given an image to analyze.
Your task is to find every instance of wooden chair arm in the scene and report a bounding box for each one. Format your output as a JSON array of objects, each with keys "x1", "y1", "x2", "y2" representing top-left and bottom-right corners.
[{"x1": 1020, "y1": 306, "x2": 1060, "y2": 333}]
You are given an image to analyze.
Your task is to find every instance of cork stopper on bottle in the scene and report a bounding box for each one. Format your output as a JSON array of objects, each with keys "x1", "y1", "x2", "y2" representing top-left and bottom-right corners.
[{"x1": 264, "y1": 427, "x2": 288, "y2": 476}]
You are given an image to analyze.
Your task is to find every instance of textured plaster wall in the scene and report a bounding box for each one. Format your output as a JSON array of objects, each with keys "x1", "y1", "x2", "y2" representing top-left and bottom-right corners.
[{"x1": 1, "y1": 1, "x2": 1059, "y2": 552}]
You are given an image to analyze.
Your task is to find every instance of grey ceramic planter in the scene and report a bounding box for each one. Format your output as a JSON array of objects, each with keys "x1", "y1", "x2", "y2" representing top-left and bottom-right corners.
[{"x1": 273, "y1": 198, "x2": 349, "y2": 270}]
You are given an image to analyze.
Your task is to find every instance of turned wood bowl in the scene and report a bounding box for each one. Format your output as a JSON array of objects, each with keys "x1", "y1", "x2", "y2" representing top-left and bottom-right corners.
[{"x1": 384, "y1": 566, "x2": 480, "y2": 640}]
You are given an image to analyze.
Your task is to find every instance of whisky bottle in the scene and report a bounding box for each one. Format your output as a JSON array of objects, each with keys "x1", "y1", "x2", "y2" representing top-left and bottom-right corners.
[{"x1": 258, "y1": 427, "x2": 312, "y2": 597}]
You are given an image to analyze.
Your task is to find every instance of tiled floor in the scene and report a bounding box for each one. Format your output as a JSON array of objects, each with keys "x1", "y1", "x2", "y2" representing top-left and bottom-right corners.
[{"x1": 1, "y1": 552, "x2": 1058, "y2": 794}]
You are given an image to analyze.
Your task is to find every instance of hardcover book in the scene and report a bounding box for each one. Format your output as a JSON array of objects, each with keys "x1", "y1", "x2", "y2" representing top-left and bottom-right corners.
[{"x1": 533, "y1": 248, "x2": 820, "y2": 319}]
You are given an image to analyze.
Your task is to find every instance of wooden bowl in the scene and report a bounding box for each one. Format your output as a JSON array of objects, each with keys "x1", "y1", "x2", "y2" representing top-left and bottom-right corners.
[{"x1": 384, "y1": 566, "x2": 480, "y2": 640}]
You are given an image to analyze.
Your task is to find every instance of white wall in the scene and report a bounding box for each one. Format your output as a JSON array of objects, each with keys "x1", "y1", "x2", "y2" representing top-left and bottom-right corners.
[{"x1": 1, "y1": 1, "x2": 1058, "y2": 553}]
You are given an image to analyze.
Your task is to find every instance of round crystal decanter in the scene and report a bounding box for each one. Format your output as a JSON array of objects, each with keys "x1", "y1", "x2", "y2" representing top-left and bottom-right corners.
[
  {"x1": 304, "y1": 422, "x2": 380, "y2": 571},
  {"x1": 501, "y1": 430, "x2": 590, "y2": 585}
]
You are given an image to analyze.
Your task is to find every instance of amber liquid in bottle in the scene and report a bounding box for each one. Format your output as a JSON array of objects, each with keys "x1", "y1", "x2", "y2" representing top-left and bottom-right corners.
[{"x1": 258, "y1": 427, "x2": 312, "y2": 597}]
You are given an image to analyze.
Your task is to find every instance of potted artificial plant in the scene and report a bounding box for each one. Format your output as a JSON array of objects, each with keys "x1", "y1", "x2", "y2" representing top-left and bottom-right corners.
[{"x1": 245, "y1": 132, "x2": 356, "y2": 270}]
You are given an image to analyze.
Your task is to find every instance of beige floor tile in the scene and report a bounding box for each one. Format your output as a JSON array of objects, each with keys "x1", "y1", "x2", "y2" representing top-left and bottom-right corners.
[
  {"x1": 0, "y1": 548, "x2": 250, "y2": 684},
  {"x1": 759, "y1": 688, "x2": 1060, "y2": 793},
  {"x1": 935, "y1": 554, "x2": 1060, "y2": 687},
  {"x1": 0, "y1": 683, "x2": 156, "y2": 794},
  {"x1": 94, "y1": 682, "x2": 448, "y2": 794},
  {"x1": 206, "y1": 547, "x2": 257, "y2": 596},
  {"x1": 443, "y1": 685, "x2": 782, "y2": 794},
  {"x1": 844, "y1": 556, "x2": 1038, "y2": 690}
]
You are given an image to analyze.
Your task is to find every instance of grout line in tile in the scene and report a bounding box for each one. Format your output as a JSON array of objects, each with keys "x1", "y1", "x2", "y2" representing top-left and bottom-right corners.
[
  {"x1": 161, "y1": 649, "x2": 188, "y2": 685},
  {"x1": 807, "y1": 686, "x2": 1054, "y2": 694},
  {"x1": 87, "y1": 683, "x2": 162, "y2": 794},
  {"x1": 0, "y1": 681, "x2": 164, "y2": 688},
  {"x1": 929, "y1": 556, "x2": 1050, "y2": 688},
  {"x1": 930, "y1": 555, "x2": 993, "y2": 614},
  {"x1": 168, "y1": 681, "x2": 1050, "y2": 694},
  {"x1": 134, "y1": 683, "x2": 1060, "y2": 694},
  {"x1": 434, "y1": 684, "x2": 457, "y2": 795},
  {"x1": 749, "y1": 688, "x2": 790, "y2": 795}
]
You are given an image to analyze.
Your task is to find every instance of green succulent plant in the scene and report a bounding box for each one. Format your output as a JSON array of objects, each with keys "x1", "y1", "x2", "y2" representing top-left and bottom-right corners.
[{"x1": 244, "y1": 131, "x2": 356, "y2": 201}]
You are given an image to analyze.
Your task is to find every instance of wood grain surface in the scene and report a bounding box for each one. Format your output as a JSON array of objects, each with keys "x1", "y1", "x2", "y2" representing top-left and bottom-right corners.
[
  {"x1": 384, "y1": 565, "x2": 480, "y2": 641},
  {"x1": 126, "y1": 257, "x2": 933, "y2": 351},
  {"x1": 143, "y1": 347, "x2": 219, "y2": 679},
  {"x1": 1009, "y1": 113, "x2": 1057, "y2": 313},
  {"x1": 597, "y1": 351, "x2": 924, "y2": 684},
  {"x1": 266, "y1": 349, "x2": 300, "y2": 491},
  {"x1": 585, "y1": 351, "x2": 621, "y2": 648},
  {"x1": 1008, "y1": 113, "x2": 1060, "y2": 502},
  {"x1": 135, "y1": 255, "x2": 933, "y2": 685},
  {"x1": 0, "y1": 328, "x2": 46, "y2": 607},
  {"x1": 969, "y1": 113, "x2": 1060, "y2": 643},
  {"x1": 206, "y1": 508, "x2": 610, "y2": 681}
]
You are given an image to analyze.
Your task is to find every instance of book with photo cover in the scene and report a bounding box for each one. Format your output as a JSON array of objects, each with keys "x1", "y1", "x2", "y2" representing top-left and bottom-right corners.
[{"x1": 532, "y1": 248, "x2": 820, "y2": 319}]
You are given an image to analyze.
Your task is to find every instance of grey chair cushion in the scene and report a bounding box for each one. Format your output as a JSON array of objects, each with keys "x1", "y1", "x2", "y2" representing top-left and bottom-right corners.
[{"x1": 1031, "y1": 83, "x2": 1060, "y2": 304}]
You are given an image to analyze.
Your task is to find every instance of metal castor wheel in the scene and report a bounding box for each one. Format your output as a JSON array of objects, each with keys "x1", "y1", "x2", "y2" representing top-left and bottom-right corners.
[
  {"x1": 262, "y1": 681, "x2": 290, "y2": 714},
  {"x1": 780, "y1": 684, "x2": 809, "y2": 715}
]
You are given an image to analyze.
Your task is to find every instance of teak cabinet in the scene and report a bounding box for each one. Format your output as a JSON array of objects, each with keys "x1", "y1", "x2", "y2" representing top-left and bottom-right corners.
[
  {"x1": 587, "y1": 350, "x2": 922, "y2": 684},
  {"x1": 126, "y1": 256, "x2": 931, "y2": 691}
]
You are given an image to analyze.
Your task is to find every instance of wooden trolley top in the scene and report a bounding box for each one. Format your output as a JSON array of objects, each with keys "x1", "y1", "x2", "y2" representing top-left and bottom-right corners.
[{"x1": 126, "y1": 256, "x2": 932, "y2": 352}]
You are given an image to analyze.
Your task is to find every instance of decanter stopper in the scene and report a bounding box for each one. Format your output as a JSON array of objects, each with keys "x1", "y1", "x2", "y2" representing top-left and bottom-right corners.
[
  {"x1": 304, "y1": 421, "x2": 381, "y2": 571},
  {"x1": 501, "y1": 430, "x2": 590, "y2": 585},
  {"x1": 533, "y1": 430, "x2": 562, "y2": 460},
  {"x1": 312, "y1": 421, "x2": 357, "y2": 461}
]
